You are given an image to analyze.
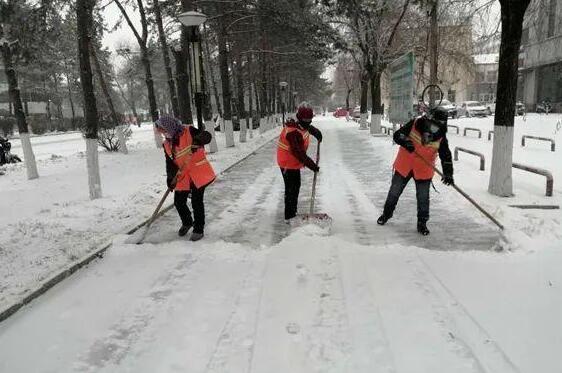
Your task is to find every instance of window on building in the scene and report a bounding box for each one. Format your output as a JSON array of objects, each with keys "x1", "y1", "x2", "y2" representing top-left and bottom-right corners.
[
  {"x1": 447, "y1": 89, "x2": 456, "y2": 104},
  {"x1": 548, "y1": 0, "x2": 557, "y2": 38},
  {"x1": 486, "y1": 70, "x2": 498, "y2": 83},
  {"x1": 537, "y1": 61, "x2": 562, "y2": 103},
  {"x1": 477, "y1": 71, "x2": 485, "y2": 82}
]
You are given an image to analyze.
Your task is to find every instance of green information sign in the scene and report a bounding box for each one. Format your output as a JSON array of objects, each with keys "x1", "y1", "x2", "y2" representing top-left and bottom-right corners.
[{"x1": 389, "y1": 52, "x2": 416, "y2": 125}]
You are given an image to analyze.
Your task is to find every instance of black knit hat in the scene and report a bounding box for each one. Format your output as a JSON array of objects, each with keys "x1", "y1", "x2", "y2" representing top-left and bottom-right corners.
[{"x1": 431, "y1": 107, "x2": 448, "y2": 126}]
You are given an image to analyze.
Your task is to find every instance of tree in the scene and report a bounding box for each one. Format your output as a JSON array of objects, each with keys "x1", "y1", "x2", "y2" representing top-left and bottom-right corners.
[
  {"x1": 0, "y1": 1, "x2": 40, "y2": 180},
  {"x1": 151, "y1": 0, "x2": 179, "y2": 118},
  {"x1": 76, "y1": 0, "x2": 102, "y2": 199},
  {"x1": 113, "y1": 0, "x2": 161, "y2": 148},
  {"x1": 321, "y1": 0, "x2": 411, "y2": 132},
  {"x1": 488, "y1": 0, "x2": 531, "y2": 197}
]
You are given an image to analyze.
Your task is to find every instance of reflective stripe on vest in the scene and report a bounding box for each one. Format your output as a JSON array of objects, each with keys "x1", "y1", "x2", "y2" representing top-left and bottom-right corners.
[
  {"x1": 393, "y1": 120, "x2": 442, "y2": 180},
  {"x1": 164, "y1": 127, "x2": 216, "y2": 191},
  {"x1": 276, "y1": 126, "x2": 310, "y2": 169}
]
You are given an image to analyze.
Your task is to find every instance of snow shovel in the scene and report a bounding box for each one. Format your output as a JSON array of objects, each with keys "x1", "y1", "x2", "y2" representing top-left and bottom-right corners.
[
  {"x1": 292, "y1": 142, "x2": 333, "y2": 228},
  {"x1": 414, "y1": 150, "x2": 504, "y2": 231}
]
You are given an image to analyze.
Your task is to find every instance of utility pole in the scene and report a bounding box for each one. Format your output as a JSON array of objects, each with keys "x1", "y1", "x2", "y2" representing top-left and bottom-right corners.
[{"x1": 429, "y1": 0, "x2": 439, "y2": 107}]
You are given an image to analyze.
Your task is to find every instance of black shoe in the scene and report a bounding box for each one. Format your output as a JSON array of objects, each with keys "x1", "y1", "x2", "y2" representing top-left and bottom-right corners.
[
  {"x1": 377, "y1": 214, "x2": 390, "y2": 225},
  {"x1": 190, "y1": 232, "x2": 204, "y2": 241},
  {"x1": 178, "y1": 224, "x2": 192, "y2": 237},
  {"x1": 417, "y1": 221, "x2": 430, "y2": 236}
]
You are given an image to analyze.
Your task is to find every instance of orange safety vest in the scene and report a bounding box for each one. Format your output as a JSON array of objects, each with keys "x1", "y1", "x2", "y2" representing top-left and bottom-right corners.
[
  {"x1": 163, "y1": 127, "x2": 216, "y2": 191},
  {"x1": 393, "y1": 120, "x2": 442, "y2": 180},
  {"x1": 277, "y1": 125, "x2": 311, "y2": 169}
]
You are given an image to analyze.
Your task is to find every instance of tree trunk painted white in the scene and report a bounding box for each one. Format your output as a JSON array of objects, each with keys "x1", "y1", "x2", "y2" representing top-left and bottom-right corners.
[
  {"x1": 224, "y1": 119, "x2": 235, "y2": 147},
  {"x1": 239, "y1": 117, "x2": 247, "y2": 143},
  {"x1": 249, "y1": 118, "x2": 254, "y2": 139},
  {"x1": 370, "y1": 113, "x2": 384, "y2": 136},
  {"x1": 116, "y1": 125, "x2": 128, "y2": 154},
  {"x1": 359, "y1": 113, "x2": 368, "y2": 130},
  {"x1": 218, "y1": 115, "x2": 225, "y2": 133},
  {"x1": 20, "y1": 133, "x2": 39, "y2": 180},
  {"x1": 86, "y1": 138, "x2": 102, "y2": 199},
  {"x1": 205, "y1": 120, "x2": 219, "y2": 153},
  {"x1": 488, "y1": 125, "x2": 514, "y2": 197},
  {"x1": 152, "y1": 125, "x2": 162, "y2": 148},
  {"x1": 259, "y1": 117, "x2": 265, "y2": 134}
]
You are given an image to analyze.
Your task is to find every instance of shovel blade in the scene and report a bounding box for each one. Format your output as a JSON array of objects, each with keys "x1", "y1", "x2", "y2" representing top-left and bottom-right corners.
[
  {"x1": 124, "y1": 226, "x2": 149, "y2": 245},
  {"x1": 290, "y1": 213, "x2": 333, "y2": 231}
]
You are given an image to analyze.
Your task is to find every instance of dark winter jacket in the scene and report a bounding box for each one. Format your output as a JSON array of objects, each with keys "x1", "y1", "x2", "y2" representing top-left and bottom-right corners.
[
  {"x1": 165, "y1": 126, "x2": 212, "y2": 185},
  {"x1": 285, "y1": 121, "x2": 322, "y2": 171},
  {"x1": 393, "y1": 117, "x2": 453, "y2": 178}
]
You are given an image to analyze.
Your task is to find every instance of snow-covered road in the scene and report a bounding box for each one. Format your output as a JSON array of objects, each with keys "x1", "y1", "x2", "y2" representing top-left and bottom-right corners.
[{"x1": 0, "y1": 118, "x2": 560, "y2": 373}]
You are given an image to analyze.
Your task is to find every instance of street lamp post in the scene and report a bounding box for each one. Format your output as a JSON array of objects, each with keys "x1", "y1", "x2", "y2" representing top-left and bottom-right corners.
[
  {"x1": 279, "y1": 81, "x2": 288, "y2": 124},
  {"x1": 178, "y1": 11, "x2": 207, "y2": 129}
]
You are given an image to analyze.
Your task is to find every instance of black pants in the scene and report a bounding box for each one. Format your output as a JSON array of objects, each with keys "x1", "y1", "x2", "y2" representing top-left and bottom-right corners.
[
  {"x1": 281, "y1": 168, "x2": 301, "y2": 220},
  {"x1": 383, "y1": 171, "x2": 430, "y2": 222},
  {"x1": 174, "y1": 183, "x2": 206, "y2": 233}
]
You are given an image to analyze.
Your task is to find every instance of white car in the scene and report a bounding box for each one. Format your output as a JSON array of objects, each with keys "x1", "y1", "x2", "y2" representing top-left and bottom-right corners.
[
  {"x1": 485, "y1": 101, "x2": 496, "y2": 115},
  {"x1": 459, "y1": 101, "x2": 488, "y2": 117}
]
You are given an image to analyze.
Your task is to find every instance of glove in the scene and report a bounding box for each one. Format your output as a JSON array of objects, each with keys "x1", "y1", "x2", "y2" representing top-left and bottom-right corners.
[
  {"x1": 315, "y1": 131, "x2": 323, "y2": 143},
  {"x1": 312, "y1": 164, "x2": 320, "y2": 173},
  {"x1": 167, "y1": 176, "x2": 177, "y2": 190},
  {"x1": 403, "y1": 140, "x2": 415, "y2": 153},
  {"x1": 442, "y1": 175, "x2": 454, "y2": 186}
]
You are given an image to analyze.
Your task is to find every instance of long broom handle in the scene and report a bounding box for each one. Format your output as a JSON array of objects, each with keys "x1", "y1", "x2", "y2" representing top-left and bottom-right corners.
[
  {"x1": 309, "y1": 142, "x2": 321, "y2": 214},
  {"x1": 414, "y1": 150, "x2": 504, "y2": 230}
]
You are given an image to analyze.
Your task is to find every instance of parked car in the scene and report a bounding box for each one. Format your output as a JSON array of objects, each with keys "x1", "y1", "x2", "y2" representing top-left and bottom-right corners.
[
  {"x1": 352, "y1": 106, "x2": 361, "y2": 119},
  {"x1": 516, "y1": 101, "x2": 525, "y2": 116},
  {"x1": 536, "y1": 100, "x2": 552, "y2": 114},
  {"x1": 485, "y1": 101, "x2": 496, "y2": 115},
  {"x1": 459, "y1": 101, "x2": 488, "y2": 117},
  {"x1": 333, "y1": 107, "x2": 348, "y2": 118},
  {"x1": 437, "y1": 99, "x2": 458, "y2": 118}
]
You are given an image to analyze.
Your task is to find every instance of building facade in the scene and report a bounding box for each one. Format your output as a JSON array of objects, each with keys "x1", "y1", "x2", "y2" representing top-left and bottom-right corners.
[
  {"x1": 468, "y1": 53, "x2": 499, "y2": 103},
  {"x1": 519, "y1": 0, "x2": 562, "y2": 112}
]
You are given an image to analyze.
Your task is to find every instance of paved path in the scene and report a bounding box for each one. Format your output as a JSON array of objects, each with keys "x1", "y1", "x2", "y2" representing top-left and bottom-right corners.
[{"x1": 0, "y1": 119, "x2": 515, "y2": 373}]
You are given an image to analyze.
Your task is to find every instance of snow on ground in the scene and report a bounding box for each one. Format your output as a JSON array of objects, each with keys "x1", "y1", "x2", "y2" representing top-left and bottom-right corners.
[
  {"x1": 0, "y1": 123, "x2": 280, "y2": 312},
  {"x1": 423, "y1": 113, "x2": 562, "y2": 248},
  {"x1": 0, "y1": 117, "x2": 560, "y2": 372}
]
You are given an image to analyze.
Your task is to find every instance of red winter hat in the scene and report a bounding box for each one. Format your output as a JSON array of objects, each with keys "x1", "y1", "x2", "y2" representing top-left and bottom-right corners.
[{"x1": 296, "y1": 102, "x2": 314, "y2": 122}]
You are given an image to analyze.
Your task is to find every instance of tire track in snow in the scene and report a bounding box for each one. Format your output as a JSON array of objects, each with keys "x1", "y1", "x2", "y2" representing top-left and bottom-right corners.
[
  {"x1": 409, "y1": 253, "x2": 522, "y2": 373},
  {"x1": 75, "y1": 141, "x2": 280, "y2": 371},
  {"x1": 204, "y1": 171, "x2": 285, "y2": 372},
  {"x1": 316, "y1": 126, "x2": 398, "y2": 372},
  {"x1": 318, "y1": 124, "x2": 518, "y2": 372}
]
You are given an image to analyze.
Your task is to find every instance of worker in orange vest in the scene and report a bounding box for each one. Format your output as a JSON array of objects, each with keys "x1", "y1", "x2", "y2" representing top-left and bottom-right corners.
[
  {"x1": 155, "y1": 115, "x2": 215, "y2": 241},
  {"x1": 277, "y1": 102, "x2": 322, "y2": 221},
  {"x1": 377, "y1": 108, "x2": 454, "y2": 235}
]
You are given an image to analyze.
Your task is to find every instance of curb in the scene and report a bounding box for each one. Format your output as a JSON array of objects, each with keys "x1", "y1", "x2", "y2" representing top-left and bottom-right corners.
[{"x1": 0, "y1": 133, "x2": 278, "y2": 324}]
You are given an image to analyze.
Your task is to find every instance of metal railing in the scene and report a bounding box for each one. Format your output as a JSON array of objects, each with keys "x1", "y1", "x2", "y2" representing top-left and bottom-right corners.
[
  {"x1": 454, "y1": 147, "x2": 485, "y2": 171},
  {"x1": 512, "y1": 162, "x2": 554, "y2": 197},
  {"x1": 463, "y1": 127, "x2": 482, "y2": 138},
  {"x1": 447, "y1": 125, "x2": 459, "y2": 134},
  {"x1": 521, "y1": 135, "x2": 556, "y2": 152}
]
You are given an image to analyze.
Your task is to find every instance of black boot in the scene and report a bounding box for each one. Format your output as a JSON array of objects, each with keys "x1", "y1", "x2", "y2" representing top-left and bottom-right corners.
[
  {"x1": 377, "y1": 214, "x2": 390, "y2": 225},
  {"x1": 178, "y1": 223, "x2": 192, "y2": 237},
  {"x1": 417, "y1": 221, "x2": 430, "y2": 236}
]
